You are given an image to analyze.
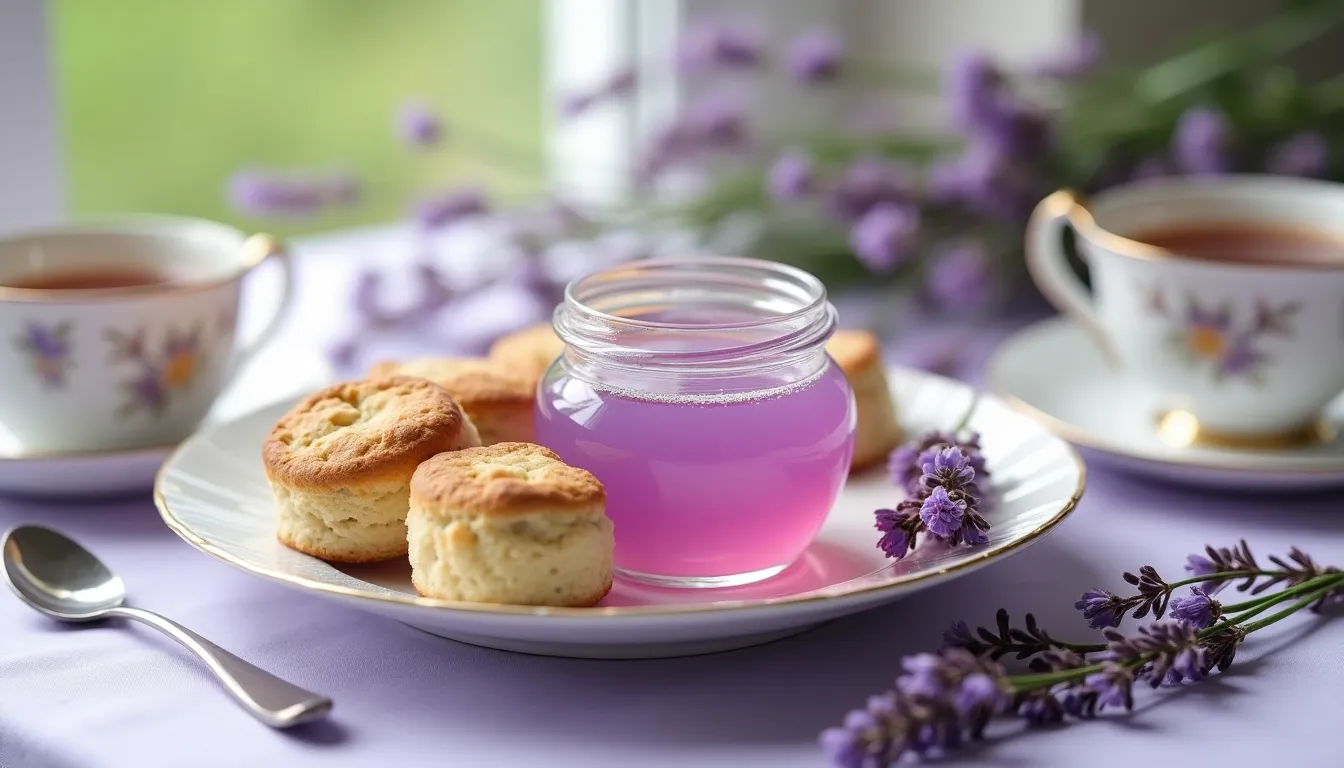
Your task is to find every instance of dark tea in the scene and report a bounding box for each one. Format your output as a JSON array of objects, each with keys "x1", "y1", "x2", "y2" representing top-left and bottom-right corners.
[
  {"x1": 2, "y1": 266, "x2": 170, "y2": 290},
  {"x1": 1131, "y1": 223, "x2": 1344, "y2": 267}
]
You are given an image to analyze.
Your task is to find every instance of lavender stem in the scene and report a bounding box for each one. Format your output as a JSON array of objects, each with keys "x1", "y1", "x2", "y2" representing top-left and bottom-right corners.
[
  {"x1": 1240, "y1": 592, "x2": 1331, "y2": 633},
  {"x1": 1008, "y1": 574, "x2": 1343, "y2": 694},
  {"x1": 1219, "y1": 572, "x2": 1344, "y2": 618},
  {"x1": 953, "y1": 392, "x2": 980, "y2": 432}
]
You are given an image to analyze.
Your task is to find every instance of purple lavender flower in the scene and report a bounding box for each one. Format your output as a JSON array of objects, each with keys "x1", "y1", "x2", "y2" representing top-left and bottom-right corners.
[
  {"x1": 766, "y1": 149, "x2": 813, "y2": 201},
  {"x1": 1083, "y1": 665, "x2": 1134, "y2": 711},
  {"x1": 226, "y1": 168, "x2": 325, "y2": 217},
  {"x1": 897, "y1": 653, "x2": 945, "y2": 698},
  {"x1": 850, "y1": 203, "x2": 919, "y2": 273},
  {"x1": 954, "y1": 674, "x2": 1003, "y2": 716},
  {"x1": 942, "y1": 621, "x2": 976, "y2": 650},
  {"x1": 928, "y1": 139, "x2": 1038, "y2": 220},
  {"x1": 821, "y1": 649, "x2": 1007, "y2": 765},
  {"x1": 785, "y1": 29, "x2": 843, "y2": 84},
  {"x1": 560, "y1": 67, "x2": 637, "y2": 120},
  {"x1": 1185, "y1": 553, "x2": 1218, "y2": 578},
  {"x1": 683, "y1": 92, "x2": 751, "y2": 148},
  {"x1": 1106, "y1": 622, "x2": 1205, "y2": 688},
  {"x1": 1029, "y1": 31, "x2": 1102, "y2": 78},
  {"x1": 1173, "y1": 106, "x2": 1232, "y2": 175},
  {"x1": 1168, "y1": 645, "x2": 1206, "y2": 684},
  {"x1": 961, "y1": 518, "x2": 990, "y2": 547},
  {"x1": 920, "y1": 486, "x2": 966, "y2": 537},
  {"x1": 396, "y1": 101, "x2": 443, "y2": 147},
  {"x1": 875, "y1": 507, "x2": 913, "y2": 559},
  {"x1": 1016, "y1": 694, "x2": 1064, "y2": 726},
  {"x1": 888, "y1": 432, "x2": 986, "y2": 496},
  {"x1": 1169, "y1": 587, "x2": 1221, "y2": 629},
  {"x1": 828, "y1": 157, "x2": 913, "y2": 221},
  {"x1": 1199, "y1": 625, "x2": 1246, "y2": 674},
  {"x1": 676, "y1": 19, "x2": 764, "y2": 74},
  {"x1": 981, "y1": 102, "x2": 1054, "y2": 160},
  {"x1": 1266, "y1": 130, "x2": 1330, "y2": 177},
  {"x1": 818, "y1": 721, "x2": 872, "y2": 768},
  {"x1": 927, "y1": 243, "x2": 992, "y2": 307},
  {"x1": 947, "y1": 52, "x2": 1004, "y2": 130},
  {"x1": 415, "y1": 187, "x2": 489, "y2": 229},
  {"x1": 888, "y1": 436, "x2": 945, "y2": 495},
  {"x1": 921, "y1": 446, "x2": 975, "y2": 490},
  {"x1": 1075, "y1": 588, "x2": 1126, "y2": 629}
]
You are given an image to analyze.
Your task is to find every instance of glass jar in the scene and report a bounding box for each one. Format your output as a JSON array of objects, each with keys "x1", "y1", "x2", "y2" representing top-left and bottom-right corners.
[{"x1": 535, "y1": 256, "x2": 856, "y2": 588}]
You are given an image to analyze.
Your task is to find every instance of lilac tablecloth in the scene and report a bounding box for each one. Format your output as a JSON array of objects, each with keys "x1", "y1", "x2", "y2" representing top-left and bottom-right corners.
[{"x1": 2, "y1": 228, "x2": 1342, "y2": 768}]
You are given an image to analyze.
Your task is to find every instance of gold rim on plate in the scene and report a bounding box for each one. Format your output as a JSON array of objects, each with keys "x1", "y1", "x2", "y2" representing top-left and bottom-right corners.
[
  {"x1": 153, "y1": 373, "x2": 1086, "y2": 619},
  {"x1": 985, "y1": 320, "x2": 1344, "y2": 476}
]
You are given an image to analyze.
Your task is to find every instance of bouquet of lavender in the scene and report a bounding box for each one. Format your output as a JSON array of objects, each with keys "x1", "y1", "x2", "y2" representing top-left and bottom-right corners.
[
  {"x1": 225, "y1": 0, "x2": 1344, "y2": 362},
  {"x1": 823, "y1": 540, "x2": 1343, "y2": 766}
]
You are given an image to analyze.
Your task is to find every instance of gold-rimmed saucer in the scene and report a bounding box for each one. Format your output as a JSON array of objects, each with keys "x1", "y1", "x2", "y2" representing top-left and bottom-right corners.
[{"x1": 988, "y1": 317, "x2": 1344, "y2": 491}]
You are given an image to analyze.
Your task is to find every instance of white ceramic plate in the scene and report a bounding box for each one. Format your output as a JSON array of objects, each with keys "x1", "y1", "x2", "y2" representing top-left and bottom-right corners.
[
  {"x1": 0, "y1": 341, "x2": 334, "y2": 498},
  {"x1": 156, "y1": 367, "x2": 1085, "y2": 659},
  {"x1": 988, "y1": 317, "x2": 1344, "y2": 490}
]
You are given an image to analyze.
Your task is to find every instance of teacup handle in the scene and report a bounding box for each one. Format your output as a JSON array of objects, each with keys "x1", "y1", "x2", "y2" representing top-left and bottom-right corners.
[
  {"x1": 1025, "y1": 190, "x2": 1121, "y2": 368},
  {"x1": 223, "y1": 233, "x2": 295, "y2": 384}
]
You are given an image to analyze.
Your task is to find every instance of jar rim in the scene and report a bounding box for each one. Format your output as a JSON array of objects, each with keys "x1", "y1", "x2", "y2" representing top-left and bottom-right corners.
[
  {"x1": 553, "y1": 254, "x2": 837, "y2": 384},
  {"x1": 561, "y1": 254, "x2": 828, "y2": 332}
]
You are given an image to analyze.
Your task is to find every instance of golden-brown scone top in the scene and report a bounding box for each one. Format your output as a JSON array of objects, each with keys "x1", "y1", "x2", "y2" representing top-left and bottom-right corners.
[
  {"x1": 367, "y1": 358, "x2": 533, "y2": 408},
  {"x1": 263, "y1": 376, "x2": 476, "y2": 490},
  {"x1": 411, "y1": 442, "x2": 605, "y2": 516},
  {"x1": 826, "y1": 329, "x2": 881, "y2": 375},
  {"x1": 487, "y1": 323, "x2": 565, "y2": 385}
]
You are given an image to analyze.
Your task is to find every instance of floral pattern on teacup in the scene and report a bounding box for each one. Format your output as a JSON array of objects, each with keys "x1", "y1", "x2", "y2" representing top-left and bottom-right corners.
[
  {"x1": 1146, "y1": 285, "x2": 1299, "y2": 384},
  {"x1": 14, "y1": 321, "x2": 74, "y2": 390},
  {"x1": 107, "y1": 325, "x2": 205, "y2": 417}
]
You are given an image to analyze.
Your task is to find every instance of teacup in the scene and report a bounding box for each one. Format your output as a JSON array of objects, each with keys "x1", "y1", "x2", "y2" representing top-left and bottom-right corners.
[
  {"x1": 1026, "y1": 175, "x2": 1344, "y2": 450},
  {"x1": 0, "y1": 216, "x2": 292, "y2": 454}
]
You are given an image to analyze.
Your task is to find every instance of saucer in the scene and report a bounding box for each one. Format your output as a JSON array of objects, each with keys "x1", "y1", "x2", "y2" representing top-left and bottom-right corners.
[
  {"x1": 988, "y1": 317, "x2": 1344, "y2": 491},
  {"x1": 0, "y1": 341, "x2": 334, "y2": 498},
  {"x1": 156, "y1": 366, "x2": 1085, "y2": 659}
]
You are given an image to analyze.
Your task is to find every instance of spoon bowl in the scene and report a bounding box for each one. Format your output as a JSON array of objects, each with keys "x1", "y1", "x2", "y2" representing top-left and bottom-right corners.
[
  {"x1": 3, "y1": 525, "x2": 127, "y2": 620},
  {"x1": 1, "y1": 524, "x2": 331, "y2": 728}
]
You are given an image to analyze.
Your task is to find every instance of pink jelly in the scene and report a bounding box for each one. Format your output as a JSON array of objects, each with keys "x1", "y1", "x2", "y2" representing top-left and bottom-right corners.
[{"x1": 534, "y1": 256, "x2": 856, "y2": 587}]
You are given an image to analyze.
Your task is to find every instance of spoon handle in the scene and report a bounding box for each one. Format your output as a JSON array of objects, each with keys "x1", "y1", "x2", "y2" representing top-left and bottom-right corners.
[{"x1": 109, "y1": 605, "x2": 332, "y2": 728}]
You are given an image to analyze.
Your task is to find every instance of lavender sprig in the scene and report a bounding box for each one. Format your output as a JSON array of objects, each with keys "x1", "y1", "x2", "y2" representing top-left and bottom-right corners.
[
  {"x1": 1076, "y1": 542, "x2": 1344, "y2": 631},
  {"x1": 824, "y1": 543, "x2": 1344, "y2": 766},
  {"x1": 877, "y1": 401, "x2": 992, "y2": 561},
  {"x1": 875, "y1": 444, "x2": 990, "y2": 559},
  {"x1": 1186, "y1": 539, "x2": 1340, "y2": 604}
]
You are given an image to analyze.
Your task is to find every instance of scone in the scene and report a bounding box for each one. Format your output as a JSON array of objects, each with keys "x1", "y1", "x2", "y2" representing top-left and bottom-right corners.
[
  {"x1": 367, "y1": 358, "x2": 534, "y2": 445},
  {"x1": 263, "y1": 376, "x2": 482, "y2": 563},
  {"x1": 487, "y1": 323, "x2": 565, "y2": 388},
  {"x1": 408, "y1": 442, "x2": 613, "y2": 607},
  {"x1": 826, "y1": 329, "x2": 902, "y2": 472}
]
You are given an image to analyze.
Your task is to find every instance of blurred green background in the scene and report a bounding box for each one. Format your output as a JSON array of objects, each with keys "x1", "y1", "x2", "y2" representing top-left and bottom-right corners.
[{"x1": 52, "y1": 0, "x2": 544, "y2": 237}]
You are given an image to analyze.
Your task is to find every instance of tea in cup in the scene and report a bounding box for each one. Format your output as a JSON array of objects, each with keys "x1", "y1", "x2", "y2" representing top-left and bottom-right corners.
[
  {"x1": 0, "y1": 216, "x2": 292, "y2": 454},
  {"x1": 1026, "y1": 175, "x2": 1344, "y2": 449}
]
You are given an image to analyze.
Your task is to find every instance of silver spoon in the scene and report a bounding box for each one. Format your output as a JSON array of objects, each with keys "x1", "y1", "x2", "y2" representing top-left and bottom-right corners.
[{"x1": 2, "y1": 524, "x2": 332, "y2": 728}]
